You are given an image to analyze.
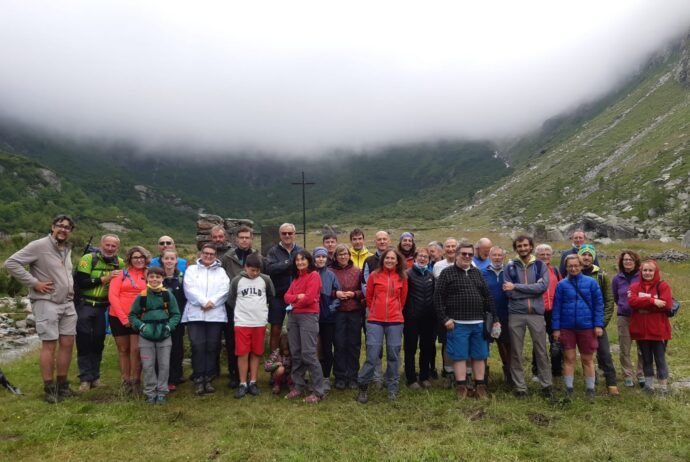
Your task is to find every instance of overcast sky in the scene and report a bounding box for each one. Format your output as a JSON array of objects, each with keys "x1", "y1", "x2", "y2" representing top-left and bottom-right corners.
[{"x1": 1, "y1": 0, "x2": 690, "y2": 155}]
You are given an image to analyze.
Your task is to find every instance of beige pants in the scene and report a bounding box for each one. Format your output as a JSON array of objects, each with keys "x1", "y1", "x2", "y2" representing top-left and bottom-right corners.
[{"x1": 617, "y1": 315, "x2": 643, "y2": 380}]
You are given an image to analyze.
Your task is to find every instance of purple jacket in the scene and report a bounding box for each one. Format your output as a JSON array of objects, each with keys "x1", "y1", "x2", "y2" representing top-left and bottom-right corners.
[{"x1": 611, "y1": 271, "x2": 639, "y2": 317}]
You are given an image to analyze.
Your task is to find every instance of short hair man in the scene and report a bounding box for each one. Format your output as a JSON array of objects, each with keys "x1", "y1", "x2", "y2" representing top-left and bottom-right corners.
[
  {"x1": 211, "y1": 225, "x2": 230, "y2": 259},
  {"x1": 349, "y1": 228, "x2": 373, "y2": 269},
  {"x1": 432, "y1": 238, "x2": 458, "y2": 279},
  {"x1": 558, "y1": 229, "x2": 599, "y2": 275},
  {"x1": 472, "y1": 238, "x2": 493, "y2": 271},
  {"x1": 74, "y1": 234, "x2": 124, "y2": 391},
  {"x1": 434, "y1": 241, "x2": 497, "y2": 400},
  {"x1": 481, "y1": 246, "x2": 512, "y2": 385},
  {"x1": 220, "y1": 225, "x2": 263, "y2": 388},
  {"x1": 4, "y1": 214, "x2": 78, "y2": 403},
  {"x1": 150, "y1": 235, "x2": 187, "y2": 273},
  {"x1": 578, "y1": 244, "x2": 619, "y2": 396},
  {"x1": 361, "y1": 230, "x2": 390, "y2": 294},
  {"x1": 427, "y1": 241, "x2": 444, "y2": 268},
  {"x1": 322, "y1": 233, "x2": 338, "y2": 267},
  {"x1": 503, "y1": 235, "x2": 553, "y2": 399},
  {"x1": 265, "y1": 223, "x2": 301, "y2": 352}
]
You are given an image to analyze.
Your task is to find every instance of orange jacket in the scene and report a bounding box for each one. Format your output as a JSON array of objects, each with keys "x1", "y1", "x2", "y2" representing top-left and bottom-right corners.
[{"x1": 365, "y1": 268, "x2": 408, "y2": 323}]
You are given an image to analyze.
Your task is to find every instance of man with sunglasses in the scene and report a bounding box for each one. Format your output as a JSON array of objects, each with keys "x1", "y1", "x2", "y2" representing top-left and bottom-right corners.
[
  {"x1": 265, "y1": 223, "x2": 301, "y2": 352},
  {"x1": 5, "y1": 214, "x2": 79, "y2": 403},
  {"x1": 503, "y1": 235, "x2": 552, "y2": 399},
  {"x1": 150, "y1": 235, "x2": 187, "y2": 272}
]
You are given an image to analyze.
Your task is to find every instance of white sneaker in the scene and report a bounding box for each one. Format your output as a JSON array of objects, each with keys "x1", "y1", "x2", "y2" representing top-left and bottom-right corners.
[{"x1": 79, "y1": 381, "x2": 91, "y2": 392}]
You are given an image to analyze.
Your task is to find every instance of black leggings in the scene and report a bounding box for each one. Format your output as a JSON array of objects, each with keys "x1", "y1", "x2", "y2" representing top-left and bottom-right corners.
[{"x1": 638, "y1": 340, "x2": 668, "y2": 379}]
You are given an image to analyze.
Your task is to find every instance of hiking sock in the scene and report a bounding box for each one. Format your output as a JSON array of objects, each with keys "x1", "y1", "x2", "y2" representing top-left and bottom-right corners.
[
  {"x1": 44, "y1": 380, "x2": 54, "y2": 387},
  {"x1": 455, "y1": 379, "x2": 467, "y2": 387},
  {"x1": 564, "y1": 375, "x2": 574, "y2": 388},
  {"x1": 239, "y1": 382, "x2": 247, "y2": 387},
  {"x1": 57, "y1": 375, "x2": 67, "y2": 384},
  {"x1": 249, "y1": 381, "x2": 256, "y2": 386},
  {"x1": 585, "y1": 377, "x2": 596, "y2": 390}
]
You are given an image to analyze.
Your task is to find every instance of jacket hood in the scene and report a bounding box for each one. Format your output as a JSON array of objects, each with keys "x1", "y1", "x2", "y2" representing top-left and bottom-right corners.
[
  {"x1": 195, "y1": 258, "x2": 222, "y2": 269},
  {"x1": 639, "y1": 259, "x2": 661, "y2": 290}
]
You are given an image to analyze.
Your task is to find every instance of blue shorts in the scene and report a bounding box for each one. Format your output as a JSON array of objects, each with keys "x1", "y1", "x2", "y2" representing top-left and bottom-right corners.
[
  {"x1": 268, "y1": 297, "x2": 288, "y2": 326},
  {"x1": 447, "y1": 323, "x2": 489, "y2": 361}
]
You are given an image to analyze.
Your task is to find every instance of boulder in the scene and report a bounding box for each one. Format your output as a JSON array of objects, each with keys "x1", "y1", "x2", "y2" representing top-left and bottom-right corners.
[
  {"x1": 660, "y1": 236, "x2": 675, "y2": 243},
  {"x1": 682, "y1": 230, "x2": 690, "y2": 248},
  {"x1": 25, "y1": 314, "x2": 35, "y2": 328},
  {"x1": 578, "y1": 213, "x2": 638, "y2": 240},
  {"x1": 546, "y1": 228, "x2": 565, "y2": 242}
]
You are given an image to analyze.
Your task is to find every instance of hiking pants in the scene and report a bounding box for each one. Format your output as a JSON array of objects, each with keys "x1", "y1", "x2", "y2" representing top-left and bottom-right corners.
[
  {"x1": 187, "y1": 321, "x2": 223, "y2": 380},
  {"x1": 596, "y1": 329, "x2": 618, "y2": 387},
  {"x1": 638, "y1": 340, "x2": 669, "y2": 380},
  {"x1": 288, "y1": 312, "x2": 328, "y2": 397},
  {"x1": 319, "y1": 321, "x2": 336, "y2": 379},
  {"x1": 75, "y1": 301, "x2": 107, "y2": 382},
  {"x1": 358, "y1": 322, "x2": 403, "y2": 393},
  {"x1": 509, "y1": 313, "x2": 552, "y2": 392},
  {"x1": 333, "y1": 310, "x2": 364, "y2": 385},
  {"x1": 139, "y1": 336, "x2": 172, "y2": 398},
  {"x1": 403, "y1": 312, "x2": 436, "y2": 384}
]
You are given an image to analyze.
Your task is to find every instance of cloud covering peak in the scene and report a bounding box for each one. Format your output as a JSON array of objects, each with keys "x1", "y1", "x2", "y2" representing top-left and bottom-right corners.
[{"x1": 1, "y1": 0, "x2": 690, "y2": 154}]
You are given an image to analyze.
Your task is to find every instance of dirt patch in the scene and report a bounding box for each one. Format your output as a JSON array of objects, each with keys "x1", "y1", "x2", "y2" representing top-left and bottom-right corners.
[
  {"x1": 0, "y1": 434, "x2": 22, "y2": 441},
  {"x1": 464, "y1": 408, "x2": 487, "y2": 421},
  {"x1": 527, "y1": 412, "x2": 556, "y2": 427},
  {"x1": 208, "y1": 448, "x2": 221, "y2": 460}
]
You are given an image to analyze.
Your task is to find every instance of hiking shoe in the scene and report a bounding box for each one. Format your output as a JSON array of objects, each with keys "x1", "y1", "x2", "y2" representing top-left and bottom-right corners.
[
  {"x1": 204, "y1": 378, "x2": 216, "y2": 394},
  {"x1": 91, "y1": 379, "x2": 105, "y2": 388},
  {"x1": 57, "y1": 381, "x2": 77, "y2": 398},
  {"x1": 388, "y1": 390, "x2": 398, "y2": 401},
  {"x1": 607, "y1": 386, "x2": 620, "y2": 397},
  {"x1": 408, "y1": 382, "x2": 422, "y2": 391},
  {"x1": 79, "y1": 381, "x2": 91, "y2": 392},
  {"x1": 271, "y1": 384, "x2": 281, "y2": 395},
  {"x1": 624, "y1": 378, "x2": 635, "y2": 387},
  {"x1": 43, "y1": 383, "x2": 61, "y2": 404},
  {"x1": 585, "y1": 388, "x2": 595, "y2": 403},
  {"x1": 638, "y1": 378, "x2": 646, "y2": 389},
  {"x1": 430, "y1": 369, "x2": 439, "y2": 380},
  {"x1": 476, "y1": 384, "x2": 489, "y2": 400},
  {"x1": 514, "y1": 390, "x2": 528, "y2": 399},
  {"x1": 334, "y1": 380, "x2": 346, "y2": 390},
  {"x1": 145, "y1": 395, "x2": 157, "y2": 405},
  {"x1": 348, "y1": 381, "x2": 359, "y2": 390},
  {"x1": 285, "y1": 389, "x2": 302, "y2": 400},
  {"x1": 643, "y1": 386, "x2": 655, "y2": 396},
  {"x1": 156, "y1": 395, "x2": 167, "y2": 405},
  {"x1": 456, "y1": 384, "x2": 468, "y2": 400},
  {"x1": 357, "y1": 386, "x2": 368, "y2": 404},
  {"x1": 194, "y1": 378, "x2": 206, "y2": 396},
  {"x1": 421, "y1": 380, "x2": 432, "y2": 389},
  {"x1": 248, "y1": 382, "x2": 260, "y2": 396},
  {"x1": 167, "y1": 383, "x2": 177, "y2": 392},
  {"x1": 565, "y1": 387, "x2": 574, "y2": 398},
  {"x1": 235, "y1": 384, "x2": 248, "y2": 399},
  {"x1": 541, "y1": 386, "x2": 554, "y2": 400},
  {"x1": 120, "y1": 379, "x2": 133, "y2": 395},
  {"x1": 304, "y1": 393, "x2": 323, "y2": 404}
]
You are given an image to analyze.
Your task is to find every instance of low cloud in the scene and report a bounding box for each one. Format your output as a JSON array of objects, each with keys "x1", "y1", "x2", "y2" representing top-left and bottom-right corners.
[{"x1": 1, "y1": 0, "x2": 689, "y2": 155}]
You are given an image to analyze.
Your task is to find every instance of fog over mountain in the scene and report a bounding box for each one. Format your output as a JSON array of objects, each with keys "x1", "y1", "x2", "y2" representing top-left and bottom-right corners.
[{"x1": 1, "y1": 0, "x2": 690, "y2": 155}]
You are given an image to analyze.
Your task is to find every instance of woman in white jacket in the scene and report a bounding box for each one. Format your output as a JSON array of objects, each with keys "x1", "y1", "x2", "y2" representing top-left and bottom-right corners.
[{"x1": 183, "y1": 244, "x2": 230, "y2": 395}]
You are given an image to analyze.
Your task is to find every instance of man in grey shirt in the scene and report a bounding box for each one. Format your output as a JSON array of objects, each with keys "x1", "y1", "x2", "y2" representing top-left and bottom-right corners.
[{"x1": 4, "y1": 214, "x2": 78, "y2": 403}]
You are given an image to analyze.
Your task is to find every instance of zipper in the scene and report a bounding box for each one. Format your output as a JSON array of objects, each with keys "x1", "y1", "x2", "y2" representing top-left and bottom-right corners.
[
  {"x1": 385, "y1": 271, "x2": 390, "y2": 322},
  {"x1": 524, "y1": 265, "x2": 532, "y2": 314}
]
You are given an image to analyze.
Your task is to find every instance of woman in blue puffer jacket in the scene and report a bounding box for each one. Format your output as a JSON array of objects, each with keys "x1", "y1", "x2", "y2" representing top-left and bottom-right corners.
[{"x1": 552, "y1": 254, "x2": 604, "y2": 400}]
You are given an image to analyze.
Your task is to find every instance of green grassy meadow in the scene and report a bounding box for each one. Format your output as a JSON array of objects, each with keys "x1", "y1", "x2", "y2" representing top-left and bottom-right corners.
[{"x1": 1, "y1": 238, "x2": 690, "y2": 461}]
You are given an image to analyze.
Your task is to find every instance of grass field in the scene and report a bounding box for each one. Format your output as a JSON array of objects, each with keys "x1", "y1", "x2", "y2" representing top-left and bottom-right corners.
[{"x1": 1, "y1": 239, "x2": 690, "y2": 461}]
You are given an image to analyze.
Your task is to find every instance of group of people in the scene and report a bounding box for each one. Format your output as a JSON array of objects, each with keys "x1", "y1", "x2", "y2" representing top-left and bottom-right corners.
[{"x1": 3, "y1": 216, "x2": 676, "y2": 405}]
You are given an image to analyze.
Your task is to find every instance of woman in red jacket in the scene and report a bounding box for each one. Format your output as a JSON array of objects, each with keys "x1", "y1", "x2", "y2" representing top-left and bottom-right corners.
[
  {"x1": 108, "y1": 246, "x2": 149, "y2": 395},
  {"x1": 357, "y1": 248, "x2": 408, "y2": 403},
  {"x1": 628, "y1": 259, "x2": 673, "y2": 397},
  {"x1": 283, "y1": 250, "x2": 327, "y2": 403}
]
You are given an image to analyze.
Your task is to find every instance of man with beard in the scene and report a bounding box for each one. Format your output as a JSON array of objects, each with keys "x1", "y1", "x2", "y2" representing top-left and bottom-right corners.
[
  {"x1": 211, "y1": 225, "x2": 230, "y2": 259},
  {"x1": 398, "y1": 232, "x2": 416, "y2": 268}
]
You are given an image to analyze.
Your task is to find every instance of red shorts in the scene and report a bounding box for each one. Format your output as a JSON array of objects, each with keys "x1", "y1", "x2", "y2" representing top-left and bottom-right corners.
[
  {"x1": 234, "y1": 326, "x2": 266, "y2": 356},
  {"x1": 560, "y1": 328, "x2": 599, "y2": 354}
]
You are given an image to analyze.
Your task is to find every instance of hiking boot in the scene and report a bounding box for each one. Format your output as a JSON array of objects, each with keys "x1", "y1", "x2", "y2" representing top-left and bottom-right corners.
[
  {"x1": 79, "y1": 381, "x2": 91, "y2": 392},
  {"x1": 541, "y1": 386, "x2": 554, "y2": 400},
  {"x1": 514, "y1": 390, "x2": 528, "y2": 399},
  {"x1": 167, "y1": 383, "x2": 177, "y2": 392},
  {"x1": 334, "y1": 380, "x2": 346, "y2": 390},
  {"x1": 156, "y1": 395, "x2": 167, "y2": 405},
  {"x1": 421, "y1": 380, "x2": 432, "y2": 389},
  {"x1": 475, "y1": 384, "x2": 489, "y2": 400},
  {"x1": 388, "y1": 390, "x2": 398, "y2": 401},
  {"x1": 120, "y1": 379, "x2": 133, "y2": 395},
  {"x1": 194, "y1": 378, "x2": 206, "y2": 396},
  {"x1": 285, "y1": 388, "x2": 303, "y2": 400},
  {"x1": 43, "y1": 383, "x2": 61, "y2": 404},
  {"x1": 408, "y1": 382, "x2": 422, "y2": 391},
  {"x1": 624, "y1": 378, "x2": 635, "y2": 387},
  {"x1": 91, "y1": 379, "x2": 104, "y2": 388},
  {"x1": 607, "y1": 386, "x2": 620, "y2": 397},
  {"x1": 357, "y1": 386, "x2": 368, "y2": 404},
  {"x1": 271, "y1": 384, "x2": 281, "y2": 395},
  {"x1": 304, "y1": 393, "x2": 323, "y2": 404},
  {"x1": 643, "y1": 386, "x2": 655, "y2": 396},
  {"x1": 565, "y1": 387, "x2": 574, "y2": 398},
  {"x1": 456, "y1": 384, "x2": 468, "y2": 400},
  {"x1": 248, "y1": 382, "x2": 260, "y2": 396},
  {"x1": 235, "y1": 384, "x2": 248, "y2": 399},
  {"x1": 57, "y1": 381, "x2": 77, "y2": 398},
  {"x1": 145, "y1": 395, "x2": 157, "y2": 405},
  {"x1": 204, "y1": 378, "x2": 216, "y2": 394},
  {"x1": 585, "y1": 388, "x2": 595, "y2": 403}
]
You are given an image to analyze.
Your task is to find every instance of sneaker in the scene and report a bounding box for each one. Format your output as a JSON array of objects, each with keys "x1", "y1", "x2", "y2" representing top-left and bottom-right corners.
[
  {"x1": 194, "y1": 378, "x2": 206, "y2": 396},
  {"x1": 408, "y1": 382, "x2": 422, "y2": 391},
  {"x1": 90, "y1": 379, "x2": 104, "y2": 388},
  {"x1": 624, "y1": 378, "x2": 635, "y2": 388},
  {"x1": 531, "y1": 376, "x2": 540, "y2": 383},
  {"x1": 541, "y1": 386, "x2": 554, "y2": 400},
  {"x1": 388, "y1": 390, "x2": 398, "y2": 401},
  {"x1": 430, "y1": 369, "x2": 439, "y2": 380},
  {"x1": 145, "y1": 395, "x2": 157, "y2": 405},
  {"x1": 79, "y1": 381, "x2": 91, "y2": 392},
  {"x1": 235, "y1": 384, "x2": 248, "y2": 399},
  {"x1": 456, "y1": 384, "x2": 468, "y2": 400},
  {"x1": 57, "y1": 381, "x2": 77, "y2": 398},
  {"x1": 475, "y1": 384, "x2": 489, "y2": 401},
  {"x1": 334, "y1": 380, "x2": 346, "y2": 391},
  {"x1": 285, "y1": 388, "x2": 303, "y2": 400},
  {"x1": 585, "y1": 388, "x2": 595, "y2": 402},
  {"x1": 304, "y1": 393, "x2": 322, "y2": 404},
  {"x1": 271, "y1": 384, "x2": 281, "y2": 395},
  {"x1": 156, "y1": 395, "x2": 167, "y2": 405},
  {"x1": 248, "y1": 382, "x2": 260, "y2": 396},
  {"x1": 420, "y1": 380, "x2": 432, "y2": 389},
  {"x1": 348, "y1": 381, "x2": 359, "y2": 390},
  {"x1": 565, "y1": 387, "x2": 574, "y2": 398},
  {"x1": 43, "y1": 383, "x2": 61, "y2": 404},
  {"x1": 638, "y1": 378, "x2": 646, "y2": 389},
  {"x1": 204, "y1": 379, "x2": 216, "y2": 394},
  {"x1": 514, "y1": 390, "x2": 528, "y2": 399},
  {"x1": 168, "y1": 383, "x2": 177, "y2": 392},
  {"x1": 607, "y1": 386, "x2": 620, "y2": 397},
  {"x1": 643, "y1": 386, "x2": 655, "y2": 396},
  {"x1": 357, "y1": 386, "x2": 368, "y2": 404}
]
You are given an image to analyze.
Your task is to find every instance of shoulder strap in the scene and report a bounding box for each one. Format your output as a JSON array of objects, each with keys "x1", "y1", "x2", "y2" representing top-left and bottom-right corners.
[{"x1": 567, "y1": 278, "x2": 592, "y2": 310}]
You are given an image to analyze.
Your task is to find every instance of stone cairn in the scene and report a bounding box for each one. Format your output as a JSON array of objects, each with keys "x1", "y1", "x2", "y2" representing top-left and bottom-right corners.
[{"x1": 196, "y1": 214, "x2": 255, "y2": 250}]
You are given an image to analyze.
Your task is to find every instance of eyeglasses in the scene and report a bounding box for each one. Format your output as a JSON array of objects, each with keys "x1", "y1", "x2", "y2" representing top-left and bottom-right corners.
[
  {"x1": 53, "y1": 224, "x2": 72, "y2": 230},
  {"x1": 281, "y1": 232, "x2": 295, "y2": 236},
  {"x1": 201, "y1": 252, "x2": 216, "y2": 257},
  {"x1": 460, "y1": 252, "x2": 474, "y2": 257},
  {"x1": 159, "y1": 241, "x2": 173, "y2": 245},
  {"x1": 417, "y1": 254, "x2": 430, "y2": 259},
  {"x1": 131, "y1": 255, "x2": 145, "y2": 260}
]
